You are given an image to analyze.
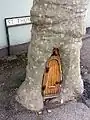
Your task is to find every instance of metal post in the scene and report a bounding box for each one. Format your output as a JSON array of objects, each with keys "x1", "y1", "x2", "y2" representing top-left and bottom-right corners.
[{"x1": 4, "y1": 18, "x2": 10, "y2": 56}]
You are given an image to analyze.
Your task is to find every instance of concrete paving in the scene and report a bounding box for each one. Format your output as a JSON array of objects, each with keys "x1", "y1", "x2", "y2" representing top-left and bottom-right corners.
[
  {"x1": 0, "y1": 102, "x2": 90, "y2": 120},
  {"x1": 81, "y1": 34, "x2": 90, "y2": 71}
]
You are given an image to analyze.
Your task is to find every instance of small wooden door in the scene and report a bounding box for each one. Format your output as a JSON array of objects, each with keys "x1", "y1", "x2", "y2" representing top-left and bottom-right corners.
[{"x1": 42, "y1": 48, "x2": 62, "y2": 98}]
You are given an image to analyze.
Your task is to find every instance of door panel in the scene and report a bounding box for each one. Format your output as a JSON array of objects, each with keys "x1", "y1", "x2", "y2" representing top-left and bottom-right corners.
[{"x1": 42, "y1": 49, "x2": 62, "y2": 98}]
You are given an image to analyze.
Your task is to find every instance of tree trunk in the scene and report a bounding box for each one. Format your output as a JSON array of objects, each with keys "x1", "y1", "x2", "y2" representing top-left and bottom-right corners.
[{"x1": 16, "y1": 0, "x2": 88, "y2": 111}]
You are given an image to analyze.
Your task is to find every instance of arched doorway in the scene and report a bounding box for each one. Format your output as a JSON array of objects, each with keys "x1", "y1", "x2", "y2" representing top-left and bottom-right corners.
[{"x1": 42, "y1": 48, "x2": 62, "y2": 99}]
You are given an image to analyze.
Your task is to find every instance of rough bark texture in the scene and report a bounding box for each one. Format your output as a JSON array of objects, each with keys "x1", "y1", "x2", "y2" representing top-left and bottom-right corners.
[{"x1": 16, "y1": 0, "x2": 88, "y2": 111}]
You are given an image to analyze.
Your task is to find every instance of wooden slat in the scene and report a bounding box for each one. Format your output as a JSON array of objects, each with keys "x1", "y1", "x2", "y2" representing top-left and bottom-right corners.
[{"x1": 42, "y1": 48, "x2": 62, "y2": 98}]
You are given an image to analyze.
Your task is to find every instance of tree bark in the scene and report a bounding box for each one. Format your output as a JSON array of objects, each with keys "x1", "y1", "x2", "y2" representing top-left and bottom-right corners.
[{"x1": 16, "y1": 0, "x2": 88, "y2": 111}]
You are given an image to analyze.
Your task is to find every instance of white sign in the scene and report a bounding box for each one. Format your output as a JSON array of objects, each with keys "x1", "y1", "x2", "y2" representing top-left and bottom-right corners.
[{"x1": 6, "y1": 16, "x2": 31, "y2": 27}]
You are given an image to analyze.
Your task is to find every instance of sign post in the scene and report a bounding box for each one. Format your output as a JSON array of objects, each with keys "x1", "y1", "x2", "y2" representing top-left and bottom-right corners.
[{"x1": 4, "y1": 16, "x2": 31, "y2": 56}]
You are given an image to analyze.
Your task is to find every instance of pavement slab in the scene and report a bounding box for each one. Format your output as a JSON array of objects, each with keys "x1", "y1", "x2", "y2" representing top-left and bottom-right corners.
[{"x1": 4, "y1": 102, "x2": 90, "y2": 120}]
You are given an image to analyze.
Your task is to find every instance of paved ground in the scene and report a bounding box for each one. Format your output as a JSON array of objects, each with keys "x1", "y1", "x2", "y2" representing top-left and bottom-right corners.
[
  {"x1": 0, "y1": 102, "x2": 90, "y2": 120},
  {"x1": 0, "y1": 35, "x2": 90, "y2": 120},
  {"x1": 81, "y1": 34, "x2": 90, "y2": 71}
]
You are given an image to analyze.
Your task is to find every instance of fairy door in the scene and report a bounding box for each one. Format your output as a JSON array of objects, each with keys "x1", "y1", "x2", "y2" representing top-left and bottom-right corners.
[{"x1": 42, "y1": 48, "x2": 62, "y2": 98}]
